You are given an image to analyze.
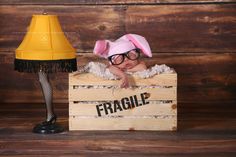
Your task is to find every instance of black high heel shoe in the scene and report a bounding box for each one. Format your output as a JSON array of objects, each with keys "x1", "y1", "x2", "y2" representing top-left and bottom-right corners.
[
  {"x1": 42, "y1": 115, "x2": 57, "y2": 126},
  {"x1": 33, "y1": 115, "x2": 64, "y2": 134}
]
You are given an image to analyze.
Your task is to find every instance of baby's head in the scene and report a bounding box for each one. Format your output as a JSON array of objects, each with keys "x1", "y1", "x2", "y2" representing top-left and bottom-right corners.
[{"x1": 93, "y1": 34, "x2": 152, "y2": 68}]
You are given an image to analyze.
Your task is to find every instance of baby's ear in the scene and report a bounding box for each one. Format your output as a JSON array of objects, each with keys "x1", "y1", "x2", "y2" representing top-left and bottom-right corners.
[
  {"x1": 93, "y1": 40, "x2": 109, "y2": 58},
  {"x1": 125, "y1": 34, "x2": 152, "y2": 57}
]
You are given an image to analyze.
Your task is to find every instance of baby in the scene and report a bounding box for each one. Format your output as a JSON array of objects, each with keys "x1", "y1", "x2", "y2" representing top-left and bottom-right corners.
[{"x1": 93, "y1": 34, "x2": 152, "y2": 88}]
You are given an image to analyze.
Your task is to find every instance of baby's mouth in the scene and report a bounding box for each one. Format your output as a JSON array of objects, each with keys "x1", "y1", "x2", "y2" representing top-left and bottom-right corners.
[{"x1": 123, "y1": 63, "x2": 134, "y2": 69}]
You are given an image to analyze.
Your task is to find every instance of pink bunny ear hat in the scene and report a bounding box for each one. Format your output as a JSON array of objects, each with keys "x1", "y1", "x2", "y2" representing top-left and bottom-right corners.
[{"x1": 93, "y1": 34, "x2": 152, "y2": 58}]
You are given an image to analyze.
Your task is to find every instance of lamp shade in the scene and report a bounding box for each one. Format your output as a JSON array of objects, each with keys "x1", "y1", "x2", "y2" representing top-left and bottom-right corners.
[{"x1": 15, "y1": 15, "x2": 77, "y2": 73}]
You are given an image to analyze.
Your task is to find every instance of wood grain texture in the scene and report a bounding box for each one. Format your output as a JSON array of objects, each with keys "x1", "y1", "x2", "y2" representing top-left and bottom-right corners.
[
  {"x1": 0, "y1": 102, "x2": 235, "y2": 156},
  {"x1": 0, "y1": 0, "x2": 236, "y2": 5},
  {"x1": 0, "y1": 5, "x2": 125, "y2": 52},
  {"x1": 69, "y1": 88, "x2": 176, "y2": 101},
  {"x1": 0, "y1": 52, "x2": 236, "y2": 103},
  {"x1": 1, "y1": 102, "x2": 235, "y2": 130},
  {"x1": 69, "y1": 117, "x2": 177, "y2": 130},
  {"x1": 69, "y1": 73, "x2": 177, "y2": 86},
  {"x1": 0, "y1": 1, "x2": 235, "y2": 155},
  {"x1": 69, "y1": 102, "x2": 177, "y2": 116},
  {"x1": 0, "y1": 4, "x2": 236, "y2": 53},
  {"x1": 126, "y1": 4, "x2": 236, "y2": 53}
]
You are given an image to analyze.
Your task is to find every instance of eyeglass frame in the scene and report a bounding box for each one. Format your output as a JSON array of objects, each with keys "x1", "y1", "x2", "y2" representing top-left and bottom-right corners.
[{"x1": 108, "y1": 49, "x2": 141, "y2": 65}]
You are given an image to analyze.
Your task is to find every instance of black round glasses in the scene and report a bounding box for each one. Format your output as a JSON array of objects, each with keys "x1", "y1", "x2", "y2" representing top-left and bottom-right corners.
[{"x1": 108, "y1": 49, "x2": 141, "y2": 65}]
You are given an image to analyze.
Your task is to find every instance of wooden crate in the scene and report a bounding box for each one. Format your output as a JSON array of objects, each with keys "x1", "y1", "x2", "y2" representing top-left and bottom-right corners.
[{"x1": 69, "y1": 72, "x2": 177, "y2": 131}]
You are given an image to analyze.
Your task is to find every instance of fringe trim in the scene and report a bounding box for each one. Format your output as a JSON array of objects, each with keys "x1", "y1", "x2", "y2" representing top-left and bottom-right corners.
[{"x1": 14, "y1": 58, "x2": 77, "y2": 73}]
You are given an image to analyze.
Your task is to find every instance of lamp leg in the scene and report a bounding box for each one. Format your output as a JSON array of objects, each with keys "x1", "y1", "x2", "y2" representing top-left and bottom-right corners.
[
  {"x1": 32, "y1": 71, "x2": 64, "y2": 134},
  {"x1": 38, "y1": 71, "x2": 54, "y2": 121}
]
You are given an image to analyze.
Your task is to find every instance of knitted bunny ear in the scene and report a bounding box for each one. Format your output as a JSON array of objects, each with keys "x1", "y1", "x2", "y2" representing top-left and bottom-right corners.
[
  {"x1": 93, "y1": 40, "x2": 110, "y2": 58},
  {"x1": 124, "y1": 34, "x2": 152, "y2": 57}
]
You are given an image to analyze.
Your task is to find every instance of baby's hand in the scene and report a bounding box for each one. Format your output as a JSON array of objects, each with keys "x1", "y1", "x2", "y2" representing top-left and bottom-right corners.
[
  {"x1": 109, "y1": 65, "x2": 130, "y2": 88},
  {"x1": 120, "y1": 75, "x2": 129, "y2": 88}
]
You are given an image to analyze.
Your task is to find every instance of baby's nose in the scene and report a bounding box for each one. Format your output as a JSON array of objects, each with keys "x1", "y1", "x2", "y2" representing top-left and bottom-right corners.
[
  {"x1": 123, "y1": 58, "x2": 129, "y2": 65},
  {"x1": 123, "y1": 58, "x2": 132, "y2": 66},
  {"x1": 124, "y1": 56, "x2": 129, "y2": 61}
]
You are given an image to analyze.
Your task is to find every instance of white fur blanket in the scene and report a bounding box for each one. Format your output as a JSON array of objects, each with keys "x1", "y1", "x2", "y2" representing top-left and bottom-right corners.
[{"x1": 74, "y1": 62, "x2": 175, "y2": 80}]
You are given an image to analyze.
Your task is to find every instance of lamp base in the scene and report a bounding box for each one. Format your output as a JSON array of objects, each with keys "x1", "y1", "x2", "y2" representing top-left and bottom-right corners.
[
  {"x1": 33, "y1": 115, "x2": 64, "y2": 134},
  {"x1": 33, "y1": 121, "x2": 64, "y2": 134}
]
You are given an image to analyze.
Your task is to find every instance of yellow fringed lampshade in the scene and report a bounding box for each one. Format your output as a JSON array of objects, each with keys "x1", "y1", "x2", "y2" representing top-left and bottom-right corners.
[{"x1": 14, "y1": 15, "x2": 77, "y2": 73}]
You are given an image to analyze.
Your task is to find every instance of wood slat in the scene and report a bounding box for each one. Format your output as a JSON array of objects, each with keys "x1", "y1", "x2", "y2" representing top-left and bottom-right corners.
[
  {"x1": 69, "y1": 102, "x2": 177, "y2": 116},
  {"x1": 0, "y1": 0, "x2": 235, "y2": 5},
  {"x1": 69, "y1": 72, "x2": 177, "y2": 86},
  {"x1": 69, "y1": 116, "x2": 177, "y2": 130},
  {"x1": 69, "y1": 87, "x2": 176, "y2": 101},
  {"x1": 0, "y1": 4, "x2": 236, "y2": 52}
]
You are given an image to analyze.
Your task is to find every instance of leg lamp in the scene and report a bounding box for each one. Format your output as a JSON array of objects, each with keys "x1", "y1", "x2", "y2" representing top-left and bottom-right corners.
[
  {"x1": 14, "y1": 14, "x2": 77, "y2": 134},
  {"x1": 33, "y1": 71, "x2": 62, "y2": 133}
]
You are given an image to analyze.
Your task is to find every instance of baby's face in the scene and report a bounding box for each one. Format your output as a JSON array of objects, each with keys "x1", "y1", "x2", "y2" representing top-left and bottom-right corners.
[{"x1": 113, "y1": 50, "x2": 139, "y2": 70}]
